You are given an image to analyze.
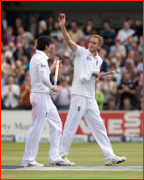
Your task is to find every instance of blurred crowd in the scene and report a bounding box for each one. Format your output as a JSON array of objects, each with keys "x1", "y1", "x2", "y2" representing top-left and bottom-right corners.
[{"x1": 1, "y1": 10, "x2": 143, "y2": 111}]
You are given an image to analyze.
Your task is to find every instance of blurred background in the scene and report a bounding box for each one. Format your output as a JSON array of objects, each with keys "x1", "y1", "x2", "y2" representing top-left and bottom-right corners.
[{"x1": 1, "y1": 1, "x2": 143, "y2": 143}]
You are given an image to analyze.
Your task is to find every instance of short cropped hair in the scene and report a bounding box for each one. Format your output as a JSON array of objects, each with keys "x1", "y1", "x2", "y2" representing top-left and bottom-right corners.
[
  {"x1": 36, "y1": 42, "x2": 50, "y2": 51},
  {"x1": 90, "y1": 35, "x2": 102, "y2": 45}
]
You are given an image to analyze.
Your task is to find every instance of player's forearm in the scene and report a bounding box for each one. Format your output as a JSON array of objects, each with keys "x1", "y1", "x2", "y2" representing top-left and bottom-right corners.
[
  {"x1": 49, "y1": 64, "x2": 55, "y2": 72},
  {"x1": 61, "y1": 24, "x2": 72, "y2": 45},
  {"x1": 39, "y1": 71, "x2": 53, "y2": 90}
]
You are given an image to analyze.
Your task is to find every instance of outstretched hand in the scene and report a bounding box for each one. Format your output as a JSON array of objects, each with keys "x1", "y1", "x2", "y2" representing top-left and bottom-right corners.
[{"x1": 58, "y1": 13, "x2": 65, "y2": 27}]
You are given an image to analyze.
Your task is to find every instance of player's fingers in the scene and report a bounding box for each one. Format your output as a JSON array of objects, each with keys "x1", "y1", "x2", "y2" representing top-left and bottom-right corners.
[{"x1": 59, "y1": 60, "x2": 63, "y2": 64}]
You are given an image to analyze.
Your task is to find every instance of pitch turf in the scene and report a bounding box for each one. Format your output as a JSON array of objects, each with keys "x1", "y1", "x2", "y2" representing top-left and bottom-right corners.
[{"x1": 1, "y1": 142, "x2": 143, "y2": 179}]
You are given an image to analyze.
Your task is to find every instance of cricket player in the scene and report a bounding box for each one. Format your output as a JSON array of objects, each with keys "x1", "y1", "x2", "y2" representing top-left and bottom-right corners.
[
  {"x1": 58, "y1": 15, "x2": 127, "y2": 166},
  {"x1": 21, "y1": 35, "x2": 73, "y2": 167}
]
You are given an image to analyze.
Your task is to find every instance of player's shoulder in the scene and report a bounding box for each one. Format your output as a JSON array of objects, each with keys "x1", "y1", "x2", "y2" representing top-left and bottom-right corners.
[
  {"x1": 77, "y1": 45, "x2": 86, "y2": 52},
  {"x1": 31, "y1": 53, "x2": 46, "y2": 64}
]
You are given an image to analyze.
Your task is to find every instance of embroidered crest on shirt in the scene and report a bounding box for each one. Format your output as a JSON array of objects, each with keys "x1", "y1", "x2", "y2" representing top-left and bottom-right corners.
[
  {"x1": 86, "y1": 56, "x2": 91, "y2": 61},
  {"x1": 40, "y1": 64, "x2": 46, "y2": 68}
]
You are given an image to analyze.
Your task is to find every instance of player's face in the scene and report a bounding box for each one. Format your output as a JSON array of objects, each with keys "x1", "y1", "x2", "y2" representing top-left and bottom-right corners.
[
  {"x1": 46, "y1": 44, "x2": 51, "y2": 53},
  {"x1": 88, "y1": 37, "x2": 100, "y2": 53}
]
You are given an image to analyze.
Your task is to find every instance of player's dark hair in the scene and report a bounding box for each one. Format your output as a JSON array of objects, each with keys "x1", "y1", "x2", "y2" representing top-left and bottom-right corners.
[{"x1": 36, "y1": 42, "x2": 50, "y2": 51}]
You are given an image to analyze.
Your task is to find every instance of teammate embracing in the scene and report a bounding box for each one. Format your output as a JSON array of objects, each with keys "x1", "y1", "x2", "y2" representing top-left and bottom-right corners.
[{"x1": 58, "y1": 14, "x2": 127, "y2": 166}]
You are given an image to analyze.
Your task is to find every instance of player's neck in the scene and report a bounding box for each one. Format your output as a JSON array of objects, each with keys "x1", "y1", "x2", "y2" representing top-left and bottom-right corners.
[{"x1": 91, "y1": 51, "x2": 97, "y2": 57}]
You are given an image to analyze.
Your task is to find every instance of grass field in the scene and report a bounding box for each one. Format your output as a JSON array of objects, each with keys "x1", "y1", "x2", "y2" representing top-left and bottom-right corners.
[{"x1": 1, "y1": 142, "x2": 143, "y2": 179}]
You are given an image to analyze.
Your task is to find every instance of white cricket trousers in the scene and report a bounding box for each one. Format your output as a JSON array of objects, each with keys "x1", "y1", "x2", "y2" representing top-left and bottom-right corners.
[
  {"x1": 21, "y1": 93, "x2": 63, "y2": 166},
  {"x1": 59, "y1": 95, "x2": 115, "y2": 162}
]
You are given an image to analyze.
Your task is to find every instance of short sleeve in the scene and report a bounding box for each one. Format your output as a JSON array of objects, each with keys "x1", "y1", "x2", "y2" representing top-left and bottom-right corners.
[
  {"x1": 74, "y1": 45, "x2": 85, "y2": 57},
  {"x1": 36, "y1": 58, "x2": 47, "y2": 72}
]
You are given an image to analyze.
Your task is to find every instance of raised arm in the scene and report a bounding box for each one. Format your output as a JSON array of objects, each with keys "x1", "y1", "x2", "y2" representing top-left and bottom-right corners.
[{"x1": 58, "y1": 14, "x2": 77, "y2": 53}]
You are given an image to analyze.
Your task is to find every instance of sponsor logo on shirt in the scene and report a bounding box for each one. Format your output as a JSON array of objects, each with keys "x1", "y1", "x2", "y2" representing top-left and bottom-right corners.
[
  {"x1": 41, "y1": 64, "x2": 46, "y2": 68},
  {"x1": 86, "y1": 56, "x2": 91, "y2": 61}
]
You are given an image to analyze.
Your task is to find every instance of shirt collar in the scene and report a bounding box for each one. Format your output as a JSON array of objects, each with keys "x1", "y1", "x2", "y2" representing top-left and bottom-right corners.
[
  {"x1": 36, "y1": 49, "x2": 49, "y2": 61},
  {"x1": 87, "y1": 48, "x2": 99, "y2": 58}
]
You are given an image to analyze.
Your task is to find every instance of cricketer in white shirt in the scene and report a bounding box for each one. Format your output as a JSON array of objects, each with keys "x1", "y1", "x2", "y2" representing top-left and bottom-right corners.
[
  {"x1": 58, "y1": 14, "x2": 126, "y2": 166},
  {"x1": 21, "y1": 36, "x2": 64, "y2": 167}
]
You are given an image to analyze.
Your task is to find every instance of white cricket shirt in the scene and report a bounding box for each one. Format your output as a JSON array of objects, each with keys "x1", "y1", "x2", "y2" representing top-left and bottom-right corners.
[
  {"x1": 71, "y1": 45, "x2": 103, "y2": 98},
  {"x1": 30, "y1": 49, "x2": 51, "y2": 94}
]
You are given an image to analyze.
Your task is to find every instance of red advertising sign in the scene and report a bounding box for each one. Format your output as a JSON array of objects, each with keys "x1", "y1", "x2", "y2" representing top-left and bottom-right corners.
[{"x1": 59, "y1": 111, "x2": 143, "y2": 136}]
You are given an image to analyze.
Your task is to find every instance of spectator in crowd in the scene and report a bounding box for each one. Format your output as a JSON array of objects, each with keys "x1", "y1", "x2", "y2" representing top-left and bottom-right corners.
[
  {"x1": 99, "y1": 48, "x2": 108, "y2": 72},
  {"x1": 135, "y1": 95, "x2": 143, "y2": 110},
  {"x1": 35, "y1": 20, "x2": 47, "y2": 38},
  {"x1": 121, "y1": 49, "x2": 135, "y2": 76},
  {"x1": 104, "y1": 97, "x2": 119, "y2": 110},
  {"x1": 17, "y1": 26, "x2": 34, "y2": 48},
  {"x1": 109, "y1": 36, "x2": 126, "y2": 60},
  {"x1": 77, "y1": 37, "x2": 88, "y2": 49},
  {"x1": 65, "y1": 17, "x2": 71, "y2": 31},
  {"x1": 126, "y1": 36, "x2": 135, "y2": 51},
  {"x1": 50, "y1": 21, "x2": 63, "y2": 41},
  {"x1": 100, "y1": 20, "x2": 116, "y2": 48},
  {"x1": 118, "y1": 72, "x2": 136, "y2": 108},
  {"x1": 126, "y1": 17, "x2": 134, "y2": 29},
  {"x1": 52, "y1": 76, "x2": 71, "y2": 110},
  {"x1": 100, "y1": 37, "x2": 109, "y2": 55},
  {"x1": 1, "y1": 52, "x2": 12, "y2": 108},
  {"x1": 29, "y1": 15, "x2": 37, "y2": 37},
  {"x1": 1, "y1": 26, "x2": 17, "y2": 47},
  {"x1": 2, "y1": 75, "x2": 20, "y2": 109},
  {"x1": 48, "y1": 43, "x2": 57, "y2": 60},
  {"x1": 95, "y1": 82, "x2": 104, "y2": 111},
  {"x1": 13, "y1": 67, "x2": 23, "y2": 85},
  {"x1": 27, "y1": 40, "x2": 36, "y2": 56},
  {"x1": 68, "y1": 21, "x2": 84, "y2": 42},
  {"x1": 63, "y1": 51, "x2": 74, "y2": 84},
  {"x1": 20, "y1": 75, "x2": 32, "y2": 110},
  {"x1": 133, "y1": 19, "x2": 143, "y2": 38},
  {"x1": 138, "y1": 72, "x2": 143, "y2": 96},
  {"x1": 29, "y1": 15, "x2": 37, "y2": 38},
  {"x1": 109, "y1": 63, "x2": 121, "y2": 85},
  {"x1": 111, "y1": 52, "x2": 122, "y2": 69},
  {"x1": 57, "y1": 39, "x2": 74, "y2": 60},
  {"x1": 120, "y1": 97, "x2": 134, "y2": 110},
  {"x1": 83, "y1": 19, "x2": 97, "y2": 35},
  {"x1": 1, "y1": 10, "x2": 8, "y2": 36},
  {"x1": 126, "y1": 63, "x2": 139, "y2": 84},
  {"x1": 13, "y1": 41, "x2": 30, "y2": 60},
  {"x1": 117, "y1": 20, "x2": 135, "y2": 45},
  {"x1": 13, "y1": 17, "x2": 23, "y2": 36},
  {"x1": 101, "y1": 74, "x2": 118, "y2": 106},
  {"x1": 137, "y1": 35, "x2": 143, "y2": 55},
  {"x1": 1, "y1": 51, "x2": 12, "y2": 78},
  {"x1": 47, "y1": 15, "x2": 55, "y2": 34}
]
